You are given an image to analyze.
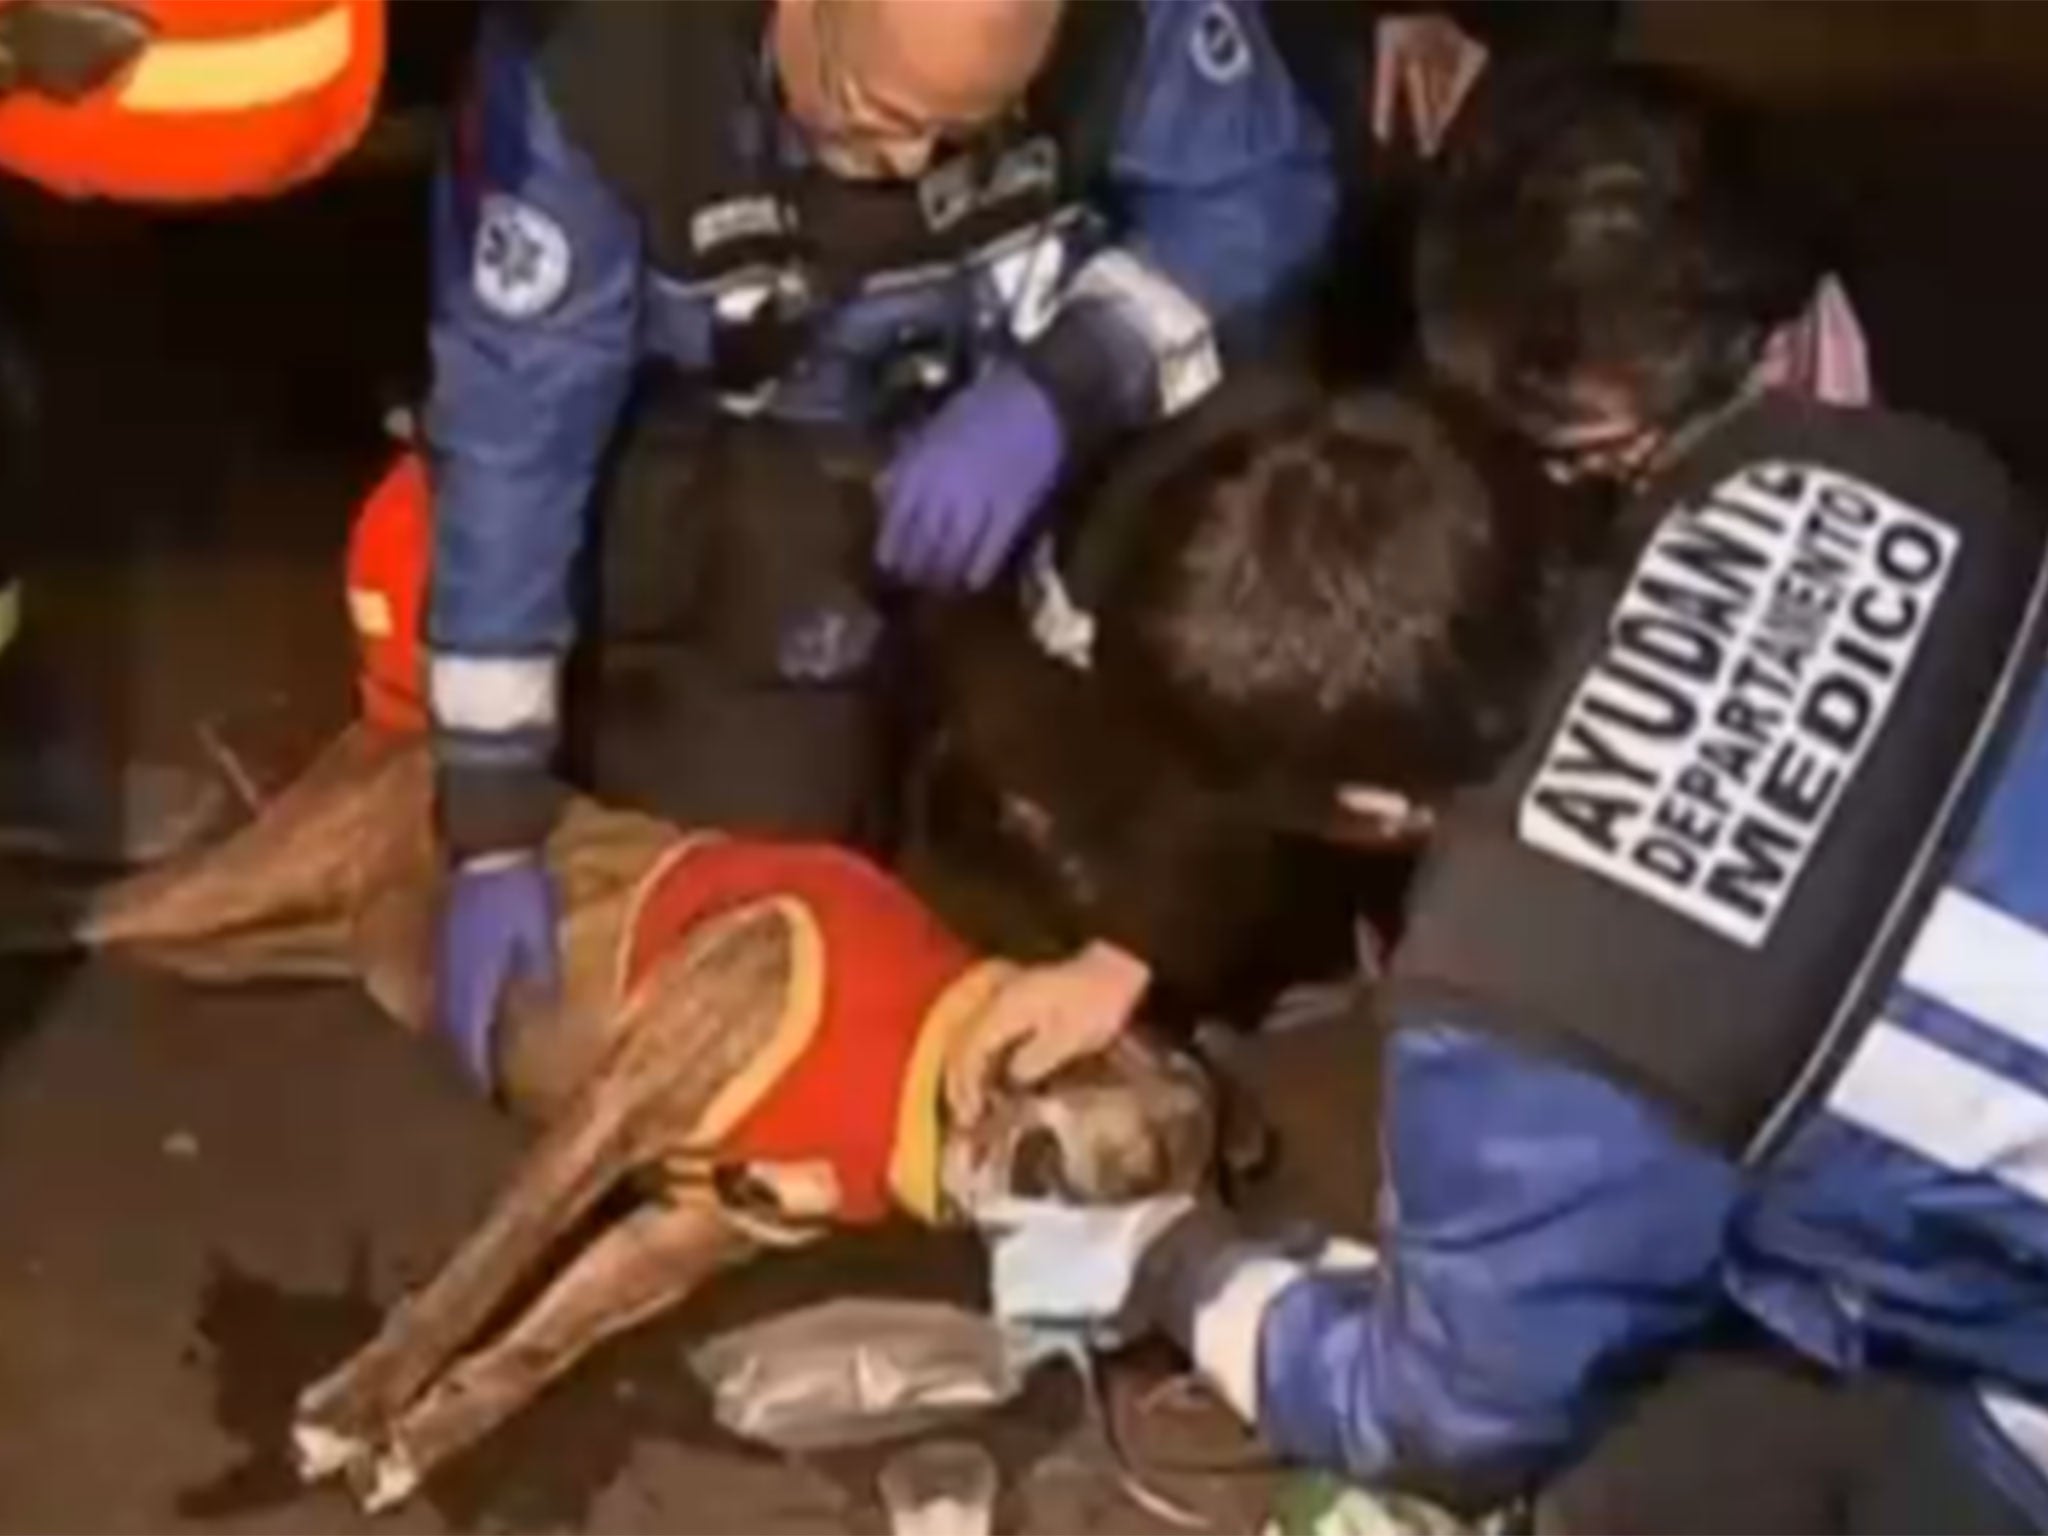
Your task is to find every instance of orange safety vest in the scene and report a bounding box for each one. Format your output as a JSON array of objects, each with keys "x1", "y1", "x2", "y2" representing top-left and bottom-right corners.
[
  {"x1": 345, "y1": 447, "x2": 429, "y2": 736},
  {"x1": 0, "y1": 0, "x2": 384, "y2": 202},
  {"x1": 618, "y1": 838, "x2": 1009, "y2": 1226}
]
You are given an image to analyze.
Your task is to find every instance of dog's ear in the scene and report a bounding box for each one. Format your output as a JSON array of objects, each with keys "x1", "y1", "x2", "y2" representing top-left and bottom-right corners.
[{"x1": 1180, "y1": 1024, "x2": 1276, "y2": 1200}]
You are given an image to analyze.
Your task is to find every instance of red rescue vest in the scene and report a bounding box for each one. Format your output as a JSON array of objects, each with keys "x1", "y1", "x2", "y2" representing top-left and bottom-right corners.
[{"x1": 619, "y1": 837, "x2": 1007, "y2": 1225}]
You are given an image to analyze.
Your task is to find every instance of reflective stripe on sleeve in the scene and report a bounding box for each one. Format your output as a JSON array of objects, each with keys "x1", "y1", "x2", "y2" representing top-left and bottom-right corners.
[
  {"x1": 1982, "y1": 1389, "x2": 2048, "y2": 1492},
  {"x1": 1060, "y1": 250, "x2": 1221, "y2": 417},
  {"x1": 428, "y1": 653, "x2": 560, "y2": 737},
  {"x1": 1829, "y1": 1022, "x2": 2048, "y2": 1206},
  {"x1": 1191, "y1": 1256, "x2": 1307, "y2": 1420},
  {"x1": 1902, "y1": 890, "x2": 2048, "y2": 1057}
]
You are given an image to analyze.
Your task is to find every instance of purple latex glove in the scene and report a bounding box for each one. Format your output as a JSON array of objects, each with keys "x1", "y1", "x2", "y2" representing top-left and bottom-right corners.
[
  {"x1": 878, "y1": 362, "x2": 1067, "y2": 591},
  {"x1": 436, "y1": 854, "x2": 559, "y2": 1091}
]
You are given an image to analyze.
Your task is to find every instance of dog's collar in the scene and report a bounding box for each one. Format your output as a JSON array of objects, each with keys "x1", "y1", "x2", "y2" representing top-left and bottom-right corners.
[{"x1": 887, "y1": 959, "x2": 1017, "y2": 1223}]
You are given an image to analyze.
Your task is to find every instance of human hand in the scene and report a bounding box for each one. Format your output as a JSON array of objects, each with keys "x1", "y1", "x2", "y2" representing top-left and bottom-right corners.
[
  {"x1": 1372, "y1": 13, "x2": 1488, "y2": 159},
  {"x1": 436, "y1": 853, "x2": 559, "y2": 1090},
  {"x1": 877, "y1": 362, "x2": 1066, "y2": 591},
  {"x1": 945, "y1": 941, "x2": 1152, "y2": 1127},
  {"x1": 1753, "y1": 274, "x2": 1873, "y2": 408}
]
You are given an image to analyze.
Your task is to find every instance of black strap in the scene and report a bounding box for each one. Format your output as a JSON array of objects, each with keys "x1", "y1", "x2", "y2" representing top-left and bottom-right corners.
[
  {"x1": 525, "y1": 0, "x2": 770, "y2": 269},
  {"x1": 1026, "y1": 0, "x2": 1140, "y2": 192}
]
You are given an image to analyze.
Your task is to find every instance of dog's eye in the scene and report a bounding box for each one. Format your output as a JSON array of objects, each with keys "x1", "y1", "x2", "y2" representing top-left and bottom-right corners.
[{"x1": 1008, "y1": 1127, "x2": 1067, "y2": 1199}]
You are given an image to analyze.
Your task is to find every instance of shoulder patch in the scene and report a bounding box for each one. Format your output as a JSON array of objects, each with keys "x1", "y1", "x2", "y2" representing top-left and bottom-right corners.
[
  {"x1": 1517, "y1": 460, "x2": 1958, "y2": 948},
  {"x1": 472, "y1": 193, "x2": 573, "y2": 320},
  {"x1": 1190, "y1": 0, "x2": 1253, "y2": 85}
]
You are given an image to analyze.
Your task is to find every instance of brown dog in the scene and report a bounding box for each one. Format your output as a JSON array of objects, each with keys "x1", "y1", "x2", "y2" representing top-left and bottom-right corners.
[{"x1": 78, "y1": 722, "x2": 1216, "y2": 1510}]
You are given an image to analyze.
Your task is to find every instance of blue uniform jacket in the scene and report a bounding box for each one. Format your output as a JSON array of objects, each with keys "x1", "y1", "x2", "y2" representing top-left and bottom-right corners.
[
  {"x1": 1183, "y1": 665, "x2": 2048, "y2": 1524},
  {"x1": 423, "y1": 0, "x2": 1334, "y2": 766}
]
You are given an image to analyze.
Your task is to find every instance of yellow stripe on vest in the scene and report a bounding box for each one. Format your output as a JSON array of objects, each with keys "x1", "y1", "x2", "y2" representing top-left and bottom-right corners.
[
  {"x1": 119, "y1": 4, "x2": 353, "y2": 113},
  {"x1": 679, "y1": 898, "x2": 827, "y2": 1150},
  {"x1": 887, "y1": 960, "x2": 1017, "y2": 1224},
  {"x1": 609, "y1": 831, "x2": 728, "y2": 1005},
  {"x1": 347, "y1": 586, "x2": 393, "y2": 639}
]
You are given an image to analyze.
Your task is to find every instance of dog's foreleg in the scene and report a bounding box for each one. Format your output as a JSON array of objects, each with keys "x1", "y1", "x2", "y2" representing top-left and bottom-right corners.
[
  {"x1": 293, "y1": 1069, "x2": 636, "y2": 1475},
  {"x1": 360, "y1": 1198, "x2": 754, "y2": 1510},
  {"x1": 295, "y1": 906, "x2": 794, "y2": 1481}
]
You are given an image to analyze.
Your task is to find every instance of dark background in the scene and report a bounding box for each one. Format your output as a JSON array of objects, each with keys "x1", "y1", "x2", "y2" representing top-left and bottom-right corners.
[{"x1": 2, "y1": 3, "x2": 2046, "y2": 1531}]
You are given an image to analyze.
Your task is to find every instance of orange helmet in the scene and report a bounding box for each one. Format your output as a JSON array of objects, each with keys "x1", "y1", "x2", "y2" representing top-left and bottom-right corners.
[
  {"x1": 346, "y1": 447, "x2": 429, "y2": 736},
  {"x1": 0, "y1": 0, "x2": 385, "y2": 202}
]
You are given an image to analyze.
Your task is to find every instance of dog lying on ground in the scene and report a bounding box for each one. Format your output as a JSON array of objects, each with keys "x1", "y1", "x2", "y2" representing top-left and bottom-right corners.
[{"x1": 77, "y1": 720, "x2": 1217, "y2": 1511}]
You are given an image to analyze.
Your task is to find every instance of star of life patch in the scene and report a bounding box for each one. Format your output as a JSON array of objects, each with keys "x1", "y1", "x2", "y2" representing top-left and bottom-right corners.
[
  {"x1": 1190, "y1": 1, "x2": 1252, "y2": 85},
  {"x1": 777, "y1": 602, "x2": 882, "y2": 683},
  {"x1": 472, "y1": 193, "x2": 572, "y2": 320},
  {"x1": 1518, "y1": 460, "x2": 1958, "y2": 948}
]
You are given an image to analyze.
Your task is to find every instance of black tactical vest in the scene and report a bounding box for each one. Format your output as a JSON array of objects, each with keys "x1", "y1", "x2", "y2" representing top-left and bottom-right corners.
[
  {"x1": 1393, "y1": 397, "x2": 2048, "y2": 1157},
  {"x1": 518, "y1": 0, "x2": 1139, "y2": 292}
]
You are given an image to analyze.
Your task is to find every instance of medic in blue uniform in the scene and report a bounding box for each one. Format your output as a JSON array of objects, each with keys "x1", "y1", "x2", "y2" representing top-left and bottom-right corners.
[
  {"x1": 986, "y1": 65, "x2": 2048, "y2": 1533},
  {"x1": 421, "y1": 0, "x2": 1336, "y2": 1076}
]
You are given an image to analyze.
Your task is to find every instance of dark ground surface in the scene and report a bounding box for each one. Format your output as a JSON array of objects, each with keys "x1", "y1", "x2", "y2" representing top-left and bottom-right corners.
[{"x1": 0, "y1": 63, "x2": 2046, "y2": 1536}]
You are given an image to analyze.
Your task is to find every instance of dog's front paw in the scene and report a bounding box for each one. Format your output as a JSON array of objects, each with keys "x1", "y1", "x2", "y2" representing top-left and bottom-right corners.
[
  {"x1": 292, "y1": 1360, "x2": 398, "y2": 1487},
  {"x1": 351, "y1": 1443, "x2": 421, "y2": 1514},
  {"x1": 292, "y1": 1325, "x2": 422, "y2": 1440},
  {"x1": 289, "y1": 1413, "x2": 377, "y2": 1486}
]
